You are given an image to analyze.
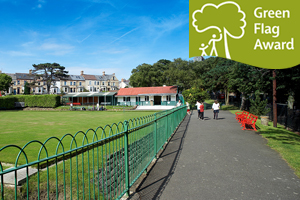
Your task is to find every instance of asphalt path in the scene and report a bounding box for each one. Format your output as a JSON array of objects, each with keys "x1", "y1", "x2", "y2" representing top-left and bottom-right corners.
[{"x1": 135, "y1": 110, "x2": 300, "y2": 200}]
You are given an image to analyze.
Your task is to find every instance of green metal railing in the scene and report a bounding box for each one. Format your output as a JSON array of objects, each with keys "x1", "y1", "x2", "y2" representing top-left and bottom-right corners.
[{"x1": 0, "y1": 106, "x2": 187, "y2": 200}]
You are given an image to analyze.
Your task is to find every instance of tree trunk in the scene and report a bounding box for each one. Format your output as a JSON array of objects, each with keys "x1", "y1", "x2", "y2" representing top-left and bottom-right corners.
[
  {"x1": 225, "y1": 90, "x2": 230, "y2": 105},
  {"x1": 240, "y1": 94, "x2": 247, "y2": 110}
]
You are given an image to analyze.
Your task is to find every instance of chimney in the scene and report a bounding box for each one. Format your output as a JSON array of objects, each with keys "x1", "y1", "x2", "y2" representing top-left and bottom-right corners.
[
  {"x1": 81, "y1": 71, "x2": 84, "y2": 76},
  {"x1": 121, "y1": 78, "x2": 124, "y2": 82},
  {"x1": 29, "y1": 69, "x2": 32, "y2": 74},
  {"x1": 103, "y1": 71, "x2": 105, "y2": 76},
  {"x1": 112, "y1": 73, "x2": 115, "y2": 75}
]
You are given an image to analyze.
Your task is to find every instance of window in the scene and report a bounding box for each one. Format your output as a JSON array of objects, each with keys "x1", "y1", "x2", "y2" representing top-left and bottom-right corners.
[
  {"x1": 113, "y1": 82, "x2": 115, "y2": 86},
  {"x1": 89, "y1": 81, "x2": 91, "y2": 85},
  {"x1": 17, "y1": 80, "x2": 20, "y2": 85},
  {"x1": 74, "y1": 82, "x2": 76, "y2": 86},
  {"x1": 65, "y1": 88, "x2": 68, "y2": 92},
  {"x1": 24, "y1": 81, "x2": 27, "y2": 84},
  {"x1": 113, "y1": 77, "x2": 115, "y2": 80},
  {"x1": 94, "y1": 81, "x2": 96, "y2": 85},
  {"x1": 64, "y1": 81, "x2": 67, "y2": 86},
  {"x1": 70, "y1": 88, "x2": 72, "y2": 93},
  {"x1": 145, "y1": 96, "x2": 149, "y2": 101},
  {"x1": 97, "y1": 82, "x2": 99, "y2": 85},
  {"x1": 166, "y1": 95, "x2": 171, "y2": 101},
  {"x1": 79, "y1": 82, "x2": 81, "y2": 86},
  {"x1": 136, "y1": 97, "x2": 140, "y2": 102},
  {"x1": 108, "y1": 82, "x2": 110, "y2": 86},
  {"x1": 123, "y1": 97, "x2": 130, "y2": 102},
  {"x1": 14, "y1": 81, "x2": 16, "y2": 85},
  {"x1": 70, "y1": 82, "x2": 72, "y2": 86},
  {"x1": 102, "y1": 82, "x2": 105, "y2": 85}
]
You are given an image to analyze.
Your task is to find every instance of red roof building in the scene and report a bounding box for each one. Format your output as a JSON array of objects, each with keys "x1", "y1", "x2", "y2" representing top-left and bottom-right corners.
[
  {"x1": 115, "y1": 86, "x2": 177, "y2": 96},
  {"x1": 115, "y1": 86, "x2": 179, "y2": 107}
]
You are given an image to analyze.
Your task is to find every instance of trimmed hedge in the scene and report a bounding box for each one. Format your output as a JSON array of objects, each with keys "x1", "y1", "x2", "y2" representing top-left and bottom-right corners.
[{"x1": 0, "y1": 95, "x2": 60, "y2": 109}]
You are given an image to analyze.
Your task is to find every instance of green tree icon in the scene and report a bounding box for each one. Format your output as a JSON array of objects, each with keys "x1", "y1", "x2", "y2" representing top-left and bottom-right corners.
[{"x1": 192, "y1": 1, "x2": 246, "y2": 59}]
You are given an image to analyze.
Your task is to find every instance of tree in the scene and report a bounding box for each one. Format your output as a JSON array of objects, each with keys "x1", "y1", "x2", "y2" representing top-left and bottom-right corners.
[
  {"x1": 129, "y1": 59, "x2": 172, "y2": 87},
  {"x1": 249, "y1": 91, "x2": 270, "y2": 116},
  {"x1": 182, "y1": 87, "x2": 209, "y2": 106},
  {"x1": 31, "y1": 63, "x2": 69, "y2": 94},
  {"x1": 0, "y1": 73, "x2": 12, "y2": 92},
  {"x1": 24, "y1": 82, "x2": 31, "y2": 95}
]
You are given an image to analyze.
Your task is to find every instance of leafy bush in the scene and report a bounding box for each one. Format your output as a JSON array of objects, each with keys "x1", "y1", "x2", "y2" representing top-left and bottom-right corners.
[
  {"x1": 0, "y1": 95, "x2": 60, "y2": 109},
  {"x1": 249, "y1": 91, "x2": 270, "y2": 116}
]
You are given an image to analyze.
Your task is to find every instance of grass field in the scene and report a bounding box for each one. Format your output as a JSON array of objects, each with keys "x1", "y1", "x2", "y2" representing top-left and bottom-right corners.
[
  {"x1": 0, "y1": 110, "x2": 156, "y2": 164},
  {"x1": 230, "y1": 110, "x2": 300, "y2": 178}
]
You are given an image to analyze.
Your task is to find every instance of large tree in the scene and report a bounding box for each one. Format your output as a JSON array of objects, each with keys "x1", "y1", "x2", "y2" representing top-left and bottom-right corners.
[
  {"x1": 0, "y1": 73, "x2": 12, "y2": 93},
  {"x1": 129, "y1": 59, "x2": 171, "y2": 87},
  {"x1": 31, "y1": 63, "x2": 69, "y2": 94}
]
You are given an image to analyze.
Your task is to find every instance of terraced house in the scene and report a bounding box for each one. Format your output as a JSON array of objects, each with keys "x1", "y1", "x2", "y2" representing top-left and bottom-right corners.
[{"x1": 1, "y1": 70, "x2": 119, "y2": 95}]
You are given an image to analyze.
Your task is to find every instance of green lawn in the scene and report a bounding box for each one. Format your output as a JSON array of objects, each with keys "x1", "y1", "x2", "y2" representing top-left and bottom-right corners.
[
  {"x1": 230, "y1": 110, "x2": 300, "y2": 178},
  {"x1": 0, "y1": 110, "x2": 156, "y2": 164}
]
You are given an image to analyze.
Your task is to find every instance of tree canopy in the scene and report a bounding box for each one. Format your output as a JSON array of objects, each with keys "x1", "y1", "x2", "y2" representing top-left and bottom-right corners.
[
  {"x1": 129, "y1": 57, "x2": 300, "y2": 108},
  {"x1": 31, "y1": 63, "x2": 69, "y2": 94},
  {"x1": 0, "y1": 73, "x2": 12, "y2": 92}
]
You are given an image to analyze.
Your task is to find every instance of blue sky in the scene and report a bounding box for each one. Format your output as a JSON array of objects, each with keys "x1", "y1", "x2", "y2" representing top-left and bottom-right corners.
[{"x1": 0, "y1": 0, "x2": 190, "y2": 80}]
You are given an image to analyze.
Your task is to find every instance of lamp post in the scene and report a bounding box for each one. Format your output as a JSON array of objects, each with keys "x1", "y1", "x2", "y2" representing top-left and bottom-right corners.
[{"x1": 273, "y1": 69, "x2": 277, "y2": 128}]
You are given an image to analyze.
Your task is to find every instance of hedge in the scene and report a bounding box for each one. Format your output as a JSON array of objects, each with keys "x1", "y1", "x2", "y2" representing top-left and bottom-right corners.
[{"x1": 0, "y1": 95, "x2": 60, "y2": 109}]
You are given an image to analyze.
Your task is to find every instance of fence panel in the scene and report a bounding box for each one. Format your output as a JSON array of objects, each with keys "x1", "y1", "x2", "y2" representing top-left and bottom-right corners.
[{"x1": 0, "y1": 106, "x2": 187, "y2": 200}]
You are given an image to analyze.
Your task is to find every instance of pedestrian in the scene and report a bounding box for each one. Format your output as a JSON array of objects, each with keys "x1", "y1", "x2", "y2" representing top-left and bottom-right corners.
[
  {"x1": 176, "y1": 100, "x2": 182, "y2": 107},
  {"x1": 212, "y1": 100, "x2": 220, "y2": 119},
  {"x1": 186, "y1": 102, "x2": 191, "y2": 115},
  {"x1": 70, "y1": 103, "x2": 73, "y2": 111},
  {"x1": 200, "y1": 102, "x2": 204, "y2": 120},
  {"x1": 195, "y1": 100, "x2": 201, "y2": 119},
  {"x1": 96, "y1": 103, "x2": 99, "y2": 111}
]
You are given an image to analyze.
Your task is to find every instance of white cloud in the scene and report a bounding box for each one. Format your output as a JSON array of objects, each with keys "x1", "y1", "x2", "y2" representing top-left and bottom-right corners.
[
  {"x1": 39, "y1": 42, "x2": 74, "y2": 55},
  {"x1": 5, "y1": 51, "x2": 34, "y2": 57}
]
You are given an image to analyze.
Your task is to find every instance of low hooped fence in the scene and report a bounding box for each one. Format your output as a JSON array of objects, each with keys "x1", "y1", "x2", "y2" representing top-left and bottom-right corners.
[{"x1": 0, "y1": 106, "x2": 187, "y2": 200}]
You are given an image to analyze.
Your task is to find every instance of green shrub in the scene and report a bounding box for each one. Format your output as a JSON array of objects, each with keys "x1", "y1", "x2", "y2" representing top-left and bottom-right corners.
[
  {"x1": 0, "y1": 95, "x2": 60, "y2": 109},
  {"x1": 0, "y1": 96, "x2": 18, "y2": 109}
]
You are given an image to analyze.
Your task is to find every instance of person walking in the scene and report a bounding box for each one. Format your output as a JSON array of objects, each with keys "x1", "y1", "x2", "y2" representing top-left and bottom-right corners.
[
  {"x1": 195, "y1": 100, "x2": 201, "y2": 119},
  {"x1": 177, "y1": 100, "x2": 182, "y2": 107},
  {"x1": 186, "y1": 102, "x2": 191, "y2": 115},
  {"x1": 199, "y1": 102, "x2": 204, "y2": 120},
  {"x1": 212, "y1": 100, "x2": 220, "y2": 119}
]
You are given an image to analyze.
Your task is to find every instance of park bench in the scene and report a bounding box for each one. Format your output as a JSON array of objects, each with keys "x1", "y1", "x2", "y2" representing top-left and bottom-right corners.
[
  {"x1": 241, "y1": 114, "x2": 258, "y2": 131},
  {"x1": 235, "y1": 110, "x2": 249, "y2": 123}
]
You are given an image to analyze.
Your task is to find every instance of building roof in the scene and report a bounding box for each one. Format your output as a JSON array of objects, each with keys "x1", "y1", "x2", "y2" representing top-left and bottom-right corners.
[
  {"x1": 5, "y1": 73, "x2": 16, "y2": 80},
  {"x1": 82, "y1": 74, "x2": 97, "y2": 80},
  {"x1": 94, "y1": 74, "x2": 114, "y2": 81},
  {"x1": 15, "y1": 73, "x2": 34, "y2": 80},
  {"x1": 115, "y1": 86, "x2": 177, "y2": 96},
  {"x1": 69, "y1": 75, "x2": 85, "y2": 81}
]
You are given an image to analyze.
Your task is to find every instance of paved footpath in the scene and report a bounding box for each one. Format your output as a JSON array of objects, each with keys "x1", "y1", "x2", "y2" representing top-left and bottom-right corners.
[{"x1": 134, "y1": 110, "x2": 300, "y2": 200}]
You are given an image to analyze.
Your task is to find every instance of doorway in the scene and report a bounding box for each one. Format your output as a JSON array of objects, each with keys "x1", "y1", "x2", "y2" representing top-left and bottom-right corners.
[{"x1": 154, "y1": 96, "x2": 161, "y2": 105}]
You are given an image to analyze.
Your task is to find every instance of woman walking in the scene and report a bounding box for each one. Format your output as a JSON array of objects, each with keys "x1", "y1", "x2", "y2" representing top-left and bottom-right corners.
[{"x1": 212, "y1": 100, "x2": 220, "y2": 120}]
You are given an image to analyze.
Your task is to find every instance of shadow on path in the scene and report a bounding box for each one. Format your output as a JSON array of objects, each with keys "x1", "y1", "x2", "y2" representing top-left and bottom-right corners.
[{"x1": 132, "y1": 111, "x2": 192, "y2": 199}]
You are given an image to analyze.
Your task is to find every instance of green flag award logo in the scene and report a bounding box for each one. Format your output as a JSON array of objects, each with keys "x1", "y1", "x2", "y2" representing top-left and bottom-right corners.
[{"x1": 189, "y1": 0, "x2": 300, "y2": 69}]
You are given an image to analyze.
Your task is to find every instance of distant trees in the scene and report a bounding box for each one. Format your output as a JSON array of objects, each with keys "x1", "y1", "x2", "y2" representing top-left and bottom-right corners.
[
  {"x1": 0, "y1": 73, "x2": 12, "y2": 93},
  {"x1": 30, "y1": 63, "x2": 69, "y2": 94},
  {"x1": 129, "y1": 57, "x2": 300, "y2": 109}
]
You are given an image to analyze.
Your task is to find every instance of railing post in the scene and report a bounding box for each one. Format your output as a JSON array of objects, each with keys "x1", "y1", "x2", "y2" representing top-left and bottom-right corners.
[
  {"x1": 124, "y1": 120, "x2": 130, "y2": 197},
  {"x1": 154, "y1": 113, "x2": 157, "y2": 156}
]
